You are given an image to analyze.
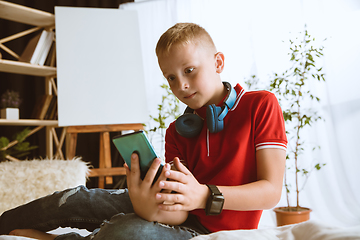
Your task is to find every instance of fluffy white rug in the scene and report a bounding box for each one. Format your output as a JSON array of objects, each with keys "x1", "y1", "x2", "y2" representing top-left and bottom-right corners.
[{"x1": 0, "y1": 158, "x2": 89, "y2": 215}]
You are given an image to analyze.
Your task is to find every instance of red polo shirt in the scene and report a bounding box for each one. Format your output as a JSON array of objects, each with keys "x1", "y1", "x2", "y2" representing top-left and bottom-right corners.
[{"x1": 165, "y1": 83, "x2": 287, "y2": 232}]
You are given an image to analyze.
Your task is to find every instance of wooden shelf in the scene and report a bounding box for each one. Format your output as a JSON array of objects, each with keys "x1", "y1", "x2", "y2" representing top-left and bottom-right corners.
[
  {"x1": 88, "y1": 167, "x2": 126, "y2": 177},
  {"x1": 0, "y1": 0, "x2": 55, "y2": 27},
  {"x1": 66, "y1": 124, "x2": 144, "y2": 134},
  {"x1": 0, "y1": 119, "x2": 58, "y2": 126},
  {"x1": 0, "y1": 59, "x2": 56, "y2": 77},
  {"x1": 0, "y1": 1, "x2": 60, "y2": 160}
]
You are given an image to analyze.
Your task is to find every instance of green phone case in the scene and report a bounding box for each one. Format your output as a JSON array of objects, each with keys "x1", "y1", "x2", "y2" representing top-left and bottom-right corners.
[{"x1": 112, "y1": 131, "x2": 162, "y2": 181}]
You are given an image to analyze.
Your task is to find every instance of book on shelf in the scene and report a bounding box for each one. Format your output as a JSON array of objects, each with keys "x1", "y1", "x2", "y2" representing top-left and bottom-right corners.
[
  {"x1": 44, "y1": 41, "x2": 56, "y2": 66},
  {"x1": 31, "y1": 95, "x2": 47, "y2": 119},
  {"x1": 37, "y1": 31, "x2": 55, "y2": 65},
  {"x1": 18, "y1": 32, "x2": 41, "y2": 63},
  {"x1": 50, "y1": 104, "x2": 58, "y2": 120},
  {"x1": 44, "y1": 96, "x2": 57, "y2": 120},
  {"x1": 19, "y1": 30, "x2": 55, "y2": 66},
  {"x1": 39, "y1": 95, "x2": 53, "y2": 120},
  {"x1": 31, "y1": 95, "x2": 54, "y2": 120},
  {"x1": 50, "y1": 101, "x2": 58, "y2": 120}
]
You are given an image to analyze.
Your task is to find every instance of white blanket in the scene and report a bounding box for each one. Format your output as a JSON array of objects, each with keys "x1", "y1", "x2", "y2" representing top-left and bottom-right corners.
[
  {"x1": 192, "y1": 221, "x2": 360, "y2": 240},
  {"x1": 1, "y1": 221, "x2": 359, "y2": 240}
]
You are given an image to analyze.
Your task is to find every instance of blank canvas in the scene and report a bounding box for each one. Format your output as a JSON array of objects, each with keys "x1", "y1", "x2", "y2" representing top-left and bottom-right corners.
[{"x1": 55, "y1": 7, "x2": 148, "y2": 126}]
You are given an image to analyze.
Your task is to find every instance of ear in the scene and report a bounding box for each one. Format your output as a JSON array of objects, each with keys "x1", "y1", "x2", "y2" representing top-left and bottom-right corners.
[{"x1": 215, "y1": 52, "x2": 225, "y2": 74}]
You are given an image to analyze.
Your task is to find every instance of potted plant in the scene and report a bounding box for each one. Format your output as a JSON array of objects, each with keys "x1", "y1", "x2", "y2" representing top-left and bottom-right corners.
[
  {"x1": 145, "y1": 83, "x2": 181, "y2": 158},
  {"x1": 246, "y1": 28, "x2": 326, "y2": 226},
  {"x1": 0, "y1": 128, "x2": 38, "y2": 162},
  {"x1": 0, "y1": 90, "x2": 22, "y2": 120}
]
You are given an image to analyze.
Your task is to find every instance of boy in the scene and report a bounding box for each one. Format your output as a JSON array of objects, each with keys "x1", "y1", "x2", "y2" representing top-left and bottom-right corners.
[{"x1": 0, "y1": 23, "x2": 287, "y2": 239}]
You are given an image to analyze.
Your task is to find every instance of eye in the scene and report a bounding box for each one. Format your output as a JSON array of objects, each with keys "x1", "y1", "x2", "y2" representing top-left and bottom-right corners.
[
  {"x1": 185, "y1": 67, "x2": 194, "y2": 74},
  {"x1": 166, "y1": 75, "x2": 176, "y2": 81}
]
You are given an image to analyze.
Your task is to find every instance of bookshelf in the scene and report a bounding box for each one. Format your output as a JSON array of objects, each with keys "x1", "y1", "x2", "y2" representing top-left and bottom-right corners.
[
  {"x1": 0, "y1": 59, "x2": 56, "y2": 76},
  {"x1": 0, "y1": 0, "x2": 63, "y2": 160},
  {"x1": 0, "y1": 0, "x2": 55, "y2": 26},
  {"x1": 0, "y1": 119, "x2": 58, "y2": 126}
]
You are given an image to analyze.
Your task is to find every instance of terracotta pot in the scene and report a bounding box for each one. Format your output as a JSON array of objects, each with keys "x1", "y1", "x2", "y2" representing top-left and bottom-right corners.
[{"x1": 273, "y1": 207, "x2": 312, "y2": 226}]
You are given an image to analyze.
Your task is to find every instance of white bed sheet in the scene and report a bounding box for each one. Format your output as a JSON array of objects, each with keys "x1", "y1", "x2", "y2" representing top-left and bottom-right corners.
[{"x1": 1, "y1": 220, "x2": 359, "y2": 240}]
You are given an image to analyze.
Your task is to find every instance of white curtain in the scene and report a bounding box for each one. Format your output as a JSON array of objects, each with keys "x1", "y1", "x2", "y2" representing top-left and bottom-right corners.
[{"x1": 120, "y1": 0, "x2": 360, "y2": 228}]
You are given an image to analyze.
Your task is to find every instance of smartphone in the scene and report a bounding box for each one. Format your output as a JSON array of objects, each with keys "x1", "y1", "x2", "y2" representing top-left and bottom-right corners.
[{"x1": 112, "y1": 131, "x2": 163, "y2": 182}]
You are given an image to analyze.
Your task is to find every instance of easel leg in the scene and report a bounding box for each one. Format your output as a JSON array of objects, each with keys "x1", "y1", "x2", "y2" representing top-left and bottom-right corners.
[
  {"x1": 66, "y1": 133, "x2": 78, "y2": 159},
  {"x1": 99, "y1": 134, "x2": 105, "y2": 188},
  {"x1": 51, "y1": 127, "x2": 65, "y2": 159},
  {"x1": 103, "y1": 131, "x2": 113, "y2": 185}
]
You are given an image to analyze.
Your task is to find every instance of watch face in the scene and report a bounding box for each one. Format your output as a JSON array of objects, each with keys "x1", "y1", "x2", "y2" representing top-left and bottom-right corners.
[
  {"x1": 208, "y1": 195, "x2": 224, "y2": 215},
  {"x1": 210, "y1": 199, "x2": 224, "y2": 214}
]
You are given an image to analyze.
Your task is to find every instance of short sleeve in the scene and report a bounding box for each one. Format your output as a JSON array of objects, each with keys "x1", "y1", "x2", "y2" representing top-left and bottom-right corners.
[{"x1": 254, "y1": 92, "x2": 287, "y2": 151}]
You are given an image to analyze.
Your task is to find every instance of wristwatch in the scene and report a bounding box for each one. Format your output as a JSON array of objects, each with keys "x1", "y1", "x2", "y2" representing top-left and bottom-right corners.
[{"x1": 205, "y1": 184, "x2": 224, "y2": 216}]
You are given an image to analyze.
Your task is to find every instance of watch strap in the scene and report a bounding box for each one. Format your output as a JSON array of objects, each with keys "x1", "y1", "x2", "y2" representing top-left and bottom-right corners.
[
  {"x1": 205, "y1": 184, "x2": 224, "y2": 216},
  {"x1": 206, "y1": 184, "x2": 222, "y2": 195}
]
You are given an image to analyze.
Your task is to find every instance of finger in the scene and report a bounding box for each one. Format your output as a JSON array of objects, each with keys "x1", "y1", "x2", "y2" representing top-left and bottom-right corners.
[
  {"x1": 143, "y1": 157, "x2": 162, "y2": 186},
  {"x1": 160, "y1": 168, "x2": 188, "y2": 185},
  {"x1": 158, "y1": 163, "x2": 171, "y2": 182},
  {"x1": 160, "y1": 189, "x2": 172, "y2": 194},
  {"x1": 173, "y1": 157, "x2": 191, "y2": 175},
  {"x1": 156, "y1": 163, "x2": 171, "y2": 192},
  {"x1": 156, "y1": 191, "x2": 184, "y2": 203},
  {"x1": 125, "y1": 164, "x2": 130, "y2": 174},
  {"x1": 159, "y1": 179, "x2": 185, "y2": 194},
  {"x1": 130, "y1": 152, "x2": 140, "y2": 178},
  {"x1": 159, "y1": 164, "x2": 172, "y2": 193},
  {"x1": 125, "y1": 156, "x2": 136, "y2": 186},
  {"x1": 158, "y1": 202, "x2": 184, "y2": 212},
  {"x1": 125, "y1": 163, "x2": 133, "y2": 186}
]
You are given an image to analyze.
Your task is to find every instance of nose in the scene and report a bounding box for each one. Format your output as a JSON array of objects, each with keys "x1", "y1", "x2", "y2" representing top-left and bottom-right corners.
[{"x1": 178, "y1": 77, "x2": 189, "y2": 90}]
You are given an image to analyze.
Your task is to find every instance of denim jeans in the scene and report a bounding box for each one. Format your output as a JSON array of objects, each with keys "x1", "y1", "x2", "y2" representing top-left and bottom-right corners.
[{"x1": 0, "y1": 185, "x2": 209, "y2": 240}]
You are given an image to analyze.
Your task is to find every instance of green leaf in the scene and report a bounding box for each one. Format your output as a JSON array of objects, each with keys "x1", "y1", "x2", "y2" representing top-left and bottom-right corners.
[
  {"x1": 302, "y1": 169, "x2": 309, "y2": 175},
  {"x1": 0, "y1": 137, "x2": 10, "y2": 148},
  {"x1": 14, "y1": 128, "x2": 31, "y2": 143}
]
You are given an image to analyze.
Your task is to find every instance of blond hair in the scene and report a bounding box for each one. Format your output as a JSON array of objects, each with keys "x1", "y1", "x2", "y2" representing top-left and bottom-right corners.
[{"x1": 156, "y1": 23, "x2": 216, "y2": 57}]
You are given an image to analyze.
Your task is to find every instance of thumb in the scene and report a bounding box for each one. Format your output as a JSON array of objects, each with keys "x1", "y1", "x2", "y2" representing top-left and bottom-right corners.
[{"x1": 173, "y1": 157, "x2": 191, "y2": 175}]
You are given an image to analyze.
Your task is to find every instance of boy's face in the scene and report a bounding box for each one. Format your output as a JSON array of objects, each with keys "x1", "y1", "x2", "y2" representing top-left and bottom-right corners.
[{"x1": 157, "y1": 42, "x2": 225, "y2": 110}]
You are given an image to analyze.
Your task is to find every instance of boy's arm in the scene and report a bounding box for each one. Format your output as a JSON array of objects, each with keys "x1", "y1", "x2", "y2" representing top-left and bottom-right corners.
[
  {"x1": 126, "y1": 153, "x2": 188, "y2": 225},
  {"x1": 156, "y1": 148, "x2": 286, "y2": 212},
  {"x1": 218, "y1": 148, "x2": 286, "y2": 210}
]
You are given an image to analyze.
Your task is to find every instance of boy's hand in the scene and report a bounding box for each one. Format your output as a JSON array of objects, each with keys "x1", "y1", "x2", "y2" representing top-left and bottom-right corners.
[
  {"x1": 155, "y1": 157, "x2": 209, "y2": 212},
  {"x1": 125, "y1": 153, "x2": 170, "y2": 221}
]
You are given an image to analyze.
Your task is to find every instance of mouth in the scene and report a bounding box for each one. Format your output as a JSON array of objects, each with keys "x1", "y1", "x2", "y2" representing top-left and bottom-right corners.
[{"x1": 184, "y1": 92, "x2": 196, "y2": 99}]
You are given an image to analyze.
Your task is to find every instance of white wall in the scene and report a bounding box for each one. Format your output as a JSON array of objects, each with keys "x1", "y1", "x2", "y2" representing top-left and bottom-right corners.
[{"x1": 121, "y1": 0, "x2": 360, "y2": 228}]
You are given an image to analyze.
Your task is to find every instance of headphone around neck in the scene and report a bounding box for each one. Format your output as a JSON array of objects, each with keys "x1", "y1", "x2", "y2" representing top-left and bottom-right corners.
[{"x1": 175, "y1": 82, "x2": 237, "y2": 138}]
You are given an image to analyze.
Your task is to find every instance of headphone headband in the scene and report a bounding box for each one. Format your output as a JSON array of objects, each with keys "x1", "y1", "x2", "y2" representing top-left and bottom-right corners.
[
  {"x1": 223, "y1": 82, "x2": 237, "y2": 110},
  {"x1": 175, "y1": 82, "x2": 237, "y2": 138}
]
